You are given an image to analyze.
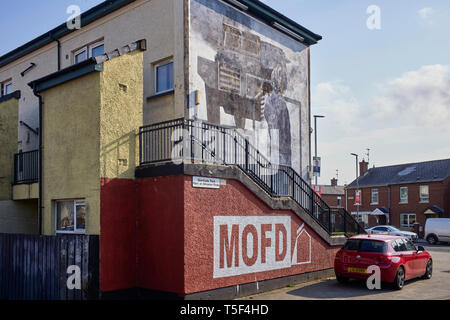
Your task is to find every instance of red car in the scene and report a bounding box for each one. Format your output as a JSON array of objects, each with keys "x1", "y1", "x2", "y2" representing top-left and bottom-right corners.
[{"x1": 334, "y1": 234, "x2": 432, "y2": 290}]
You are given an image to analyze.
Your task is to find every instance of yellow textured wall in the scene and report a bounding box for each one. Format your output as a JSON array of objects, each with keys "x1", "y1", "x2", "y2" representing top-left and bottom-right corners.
[
  {"x1": 41, "y1": 72, "x2": 102, "y2": 235},
  {"x1": 0, "y1": 98, "x2": 19, "y2": 200},
  {"x1": 100, "y1": 51, "x2": 143, "y2": 179},
  {"x1": 12, "y1": 183, "x2": 39, "y2": 200},
  {"x1": 40, "y1": 50, "x2": 144, "y2": 235}
]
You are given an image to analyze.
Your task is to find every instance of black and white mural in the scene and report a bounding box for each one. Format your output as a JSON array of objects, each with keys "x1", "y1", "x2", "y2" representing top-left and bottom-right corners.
[{"x1": 189, "y1": 0, "x2": 310, "y2": 178}]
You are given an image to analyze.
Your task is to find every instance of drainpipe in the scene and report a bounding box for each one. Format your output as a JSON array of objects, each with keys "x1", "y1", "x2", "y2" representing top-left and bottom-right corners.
[
  {"x1": 50, "y1": 32, "x2": 61, "y2": 71},
  {"x1": 32, "y1": 85, "x2": 43, "y2": 235}
]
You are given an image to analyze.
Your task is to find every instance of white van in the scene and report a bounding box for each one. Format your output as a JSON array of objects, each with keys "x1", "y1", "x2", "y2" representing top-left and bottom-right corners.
[{"x1": 425, "y1": 218, "x2": 450, "y2": 244}]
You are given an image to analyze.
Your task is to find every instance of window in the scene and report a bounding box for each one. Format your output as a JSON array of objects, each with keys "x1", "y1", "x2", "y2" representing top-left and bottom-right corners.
[
  {"x1": 400, "y1": 187, "x2": 408, "y2": 203},
  {"x1": 343, "y1": 239, "x2": 360, "y2": 251},
  {"x1": 404, "y1": 239, "x2": 417, "y2": 251},
  {"x1": 1, "y1": 80, "x2": 12, "y2": 96},
  {"x1": 73, "y1": 40, "x2": 104, "y2": 65},
  {"x1": 56, "y1": 200, "x2": 86, "y2": 234},
  {"x1": 371, "y1": 189, "x2": 379, "y2": 205},
  {"x1": 400, "y1": 213, "x2": 416, "y2": 228},
  {"x1": 74, "y1": 47, "x2": 88, "y2": 64},
  {"x1": 359, "y1": 240, "x2": 387, "y2": 253},
  {"x1": 373, "y1": 227, "x2": 388, "y2": 232},
  {"x1": 393, "y1": 239, "x2": 408, "y2": 252},
  {"x1": 420, "y1": 185, "x2": 429, "y2": 202},
  {"x1": 155, "y1": 62, "x2": 174, "y2": 93},
  {"x1": 90, "y1": 41, "x2": 104, "y2": 58},
  {"x1": 337, "y1": 197, "x2": 342, "y2": 207}
]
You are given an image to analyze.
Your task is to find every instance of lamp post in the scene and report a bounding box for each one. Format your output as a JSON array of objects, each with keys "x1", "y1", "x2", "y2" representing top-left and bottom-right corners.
[
  {"x1": 351, "y1": 153, "x2": 360, "y2": 223},
  {"x1": 313, "y1": 115, "x2": 325, "y2": 186}
]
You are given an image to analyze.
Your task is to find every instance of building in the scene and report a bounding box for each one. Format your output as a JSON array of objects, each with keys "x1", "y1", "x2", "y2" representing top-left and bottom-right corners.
[
  {"x1": 319, "y1": 178, "x2": 345, "y2": 208},
  {"x1": 345, "y1": 159, "x2": 450, "y2": 234},
  {"x1": 0, "y1": 0, "x2": 361, "y2": 300}
]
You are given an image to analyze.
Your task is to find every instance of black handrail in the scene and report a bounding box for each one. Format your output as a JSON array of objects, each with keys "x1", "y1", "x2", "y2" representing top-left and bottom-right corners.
[
  {"x1": 14, "y1": 150, "x2": 39, "y2": 184},
  {"x1": 139, "y1": 119, "x2": 365, "y2": 236}
]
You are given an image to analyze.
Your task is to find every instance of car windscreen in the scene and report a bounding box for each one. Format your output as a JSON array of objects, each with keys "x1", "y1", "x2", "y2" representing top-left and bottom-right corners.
[
  {"x1": 342, "y1": 239, "x2": 387, "y2": 253},
  {"x1": 342, "y1": 239, "x2": 361, "y2": 251},
  {"x1": 359, "y1": 240, "x2": 387, "y2": 253}
]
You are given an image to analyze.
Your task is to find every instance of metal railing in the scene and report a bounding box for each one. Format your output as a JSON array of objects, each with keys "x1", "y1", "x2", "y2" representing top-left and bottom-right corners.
[
  {"x1": 14, "y1": 150, "x2": 39, "y2": 184},
  {"x1": 139, "y1": 118, "x2": 364, "y2": 236}
]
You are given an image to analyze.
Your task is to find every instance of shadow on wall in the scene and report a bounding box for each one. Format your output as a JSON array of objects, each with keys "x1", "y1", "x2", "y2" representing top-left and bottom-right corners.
[{"x1": 100, "y1": 130, "x2": 138, "y2": 179}]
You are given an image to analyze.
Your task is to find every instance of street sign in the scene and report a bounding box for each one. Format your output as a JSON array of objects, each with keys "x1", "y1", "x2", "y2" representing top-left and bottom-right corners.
[
  {"x1": 355, "y1": 190, "x2": 361, "y2": 205},
  {"x1": 314, "y1": 186, "x2": 322, "y2": 197},
  {"x1": 313, "y1": 157, "x2": 321, "y2": 177}
]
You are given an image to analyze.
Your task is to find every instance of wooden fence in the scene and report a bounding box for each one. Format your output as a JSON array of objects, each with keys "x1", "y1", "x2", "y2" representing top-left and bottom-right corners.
[{"x1": 0, "y1": 233, "x2": 99, "y2": 300}]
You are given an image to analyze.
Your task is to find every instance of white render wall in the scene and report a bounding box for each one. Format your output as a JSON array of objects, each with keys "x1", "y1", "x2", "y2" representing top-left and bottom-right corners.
[{"x1": 0, "y1": 0, "x2": 185, "y2": 153}]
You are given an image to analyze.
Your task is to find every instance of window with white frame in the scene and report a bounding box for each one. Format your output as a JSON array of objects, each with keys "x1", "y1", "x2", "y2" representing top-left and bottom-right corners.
[
  {"x1": 419, "y1": 185, "x2": 429, "y2": 202},
  {"x1": 400, "y1": 213, "x2": 416, "y2": 228},
  {"x1": 1, "y1": 80, "x2": 12, "y2": 96},
  {"x1": 73, "y1": 40, "x2": 104, "y2": 65},
  {"x1": 56, "y1": 200, "x2": 86, "y2": 233},
  {"x1": 155, "y1": 61, "x2": 174, "y2": 94},
  {"x1": 371, "y1": 189, "x2": 379, "y2": 205},
  {"x1": 400, "y1": 186, "x2": 408, "y2": 203},
  {"x1": 337, "y1": 196, "x2": 342, "y2": 207}
]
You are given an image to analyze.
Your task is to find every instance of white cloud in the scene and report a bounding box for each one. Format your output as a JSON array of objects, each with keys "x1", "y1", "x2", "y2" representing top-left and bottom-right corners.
[
  {"x1": 371, "y1": 65, "x2": 450, "y2": 130},
  {"x1": 418, "y1": 7, "x2": 436, "y2": 25},
  {"x1": 312, "y1": 64, "x2": 450, "y2": 185},
  {"x1": 418, "y1": 7, "x2": 434, "y2": 20},
  {"x1": 312, "y1": 81, "x2": 361, "y2": 134}
]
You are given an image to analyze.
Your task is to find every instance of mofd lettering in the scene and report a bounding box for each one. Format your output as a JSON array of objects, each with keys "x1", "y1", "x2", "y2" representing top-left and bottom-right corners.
[{"x1": 213, "y1": 216, "x2": 291, "y2": 278}]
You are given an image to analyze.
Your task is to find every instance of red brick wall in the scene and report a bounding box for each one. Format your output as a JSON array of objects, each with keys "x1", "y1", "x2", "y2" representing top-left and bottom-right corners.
[
  {"x1": 346, "y1": 180, "x2": 448, "y2": 229},
  {"x1": 183, "y1": 176, "x2": 340, "y2": 295},
  {"x1": 321, "y1": 194, "x2": 344, "y2": 208}
]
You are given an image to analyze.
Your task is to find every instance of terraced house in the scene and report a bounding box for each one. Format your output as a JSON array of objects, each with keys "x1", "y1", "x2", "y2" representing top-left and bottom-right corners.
[{"x1": 0, "y1": 0, "x2": 363, "y2": 300}]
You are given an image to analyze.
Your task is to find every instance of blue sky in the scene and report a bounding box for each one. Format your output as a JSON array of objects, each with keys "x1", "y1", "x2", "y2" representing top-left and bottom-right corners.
[{"x1": 1, "y1": 0, "x2": 449, "y2": 185}]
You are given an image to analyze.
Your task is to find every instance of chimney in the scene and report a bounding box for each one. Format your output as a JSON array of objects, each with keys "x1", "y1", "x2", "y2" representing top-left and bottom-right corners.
[
  {"x1": 331, "y1": 178, "x2": 338, "y2": 186},
  {"x1": 360, "y1": 160, "x2": 369, "y2": 177}
]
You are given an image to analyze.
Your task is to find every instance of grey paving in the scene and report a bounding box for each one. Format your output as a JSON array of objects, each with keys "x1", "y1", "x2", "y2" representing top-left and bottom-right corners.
[{"x1": 240, "y1": 243, "x2": 450, "y2": 300}]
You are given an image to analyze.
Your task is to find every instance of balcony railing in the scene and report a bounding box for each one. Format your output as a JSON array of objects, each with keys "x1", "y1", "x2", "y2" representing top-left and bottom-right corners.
[
  {"x1": 139, "y1": 118, "x2": 365, "y2": 236},
  {"x1": 14, "y1": 150, "x2": 39, "y2": 184}
]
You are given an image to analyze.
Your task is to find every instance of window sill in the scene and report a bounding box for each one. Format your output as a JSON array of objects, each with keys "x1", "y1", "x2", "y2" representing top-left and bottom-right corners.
[
  {"x1": 419, "y1": 200, "x2": 429, "y2": 204},
  {"x1": 399, "y1": 202, "x2": 408, "y2": 204},
  {"x1": 147, "y1": 89, "x2": 174, "y2": 101},
  {"x1": 370, "y1": 203, "x2": 379, "y2": 206}
]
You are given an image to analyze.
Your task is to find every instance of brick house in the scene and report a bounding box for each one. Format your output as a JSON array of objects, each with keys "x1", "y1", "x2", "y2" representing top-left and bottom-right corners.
[
  {"x1": 345, "y1": 159, "x2": 450, "y2": 235},
  {"x1": 319, "y1": 178, "x2": 345, "y2": 208}
]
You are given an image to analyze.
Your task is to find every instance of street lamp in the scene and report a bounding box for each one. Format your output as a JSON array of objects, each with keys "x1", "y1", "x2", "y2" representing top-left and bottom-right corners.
[
  {"x1": 351, "y1": 153, "x2": 360, "y2": 223},
  {"x1": 313, "y1": 115, "x2": 325, "y2": 186}
]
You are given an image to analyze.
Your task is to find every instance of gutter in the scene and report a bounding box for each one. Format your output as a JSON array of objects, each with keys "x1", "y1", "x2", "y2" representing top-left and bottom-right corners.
[{"x1": 0, "y1": 0, "x2": 138, "y2": 68}]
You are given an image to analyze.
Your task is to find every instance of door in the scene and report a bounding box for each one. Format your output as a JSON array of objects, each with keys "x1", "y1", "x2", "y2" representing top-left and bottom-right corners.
[{"x1": 396, "y1": 239, "x2": 417, "y2": 279}]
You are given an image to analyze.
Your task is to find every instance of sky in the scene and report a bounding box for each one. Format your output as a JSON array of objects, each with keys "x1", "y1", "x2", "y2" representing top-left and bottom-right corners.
[{"x1": 1, "y1": 0, "x2": 449, "y2": 186}]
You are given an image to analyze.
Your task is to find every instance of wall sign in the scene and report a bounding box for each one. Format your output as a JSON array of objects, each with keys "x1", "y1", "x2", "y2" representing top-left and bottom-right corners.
[
  {"x1": 213, "y1": 216, "x2": 311, "y2": 279},
  {"x1": 193, "y1": 176, "x2": 222, "y2": 189}
]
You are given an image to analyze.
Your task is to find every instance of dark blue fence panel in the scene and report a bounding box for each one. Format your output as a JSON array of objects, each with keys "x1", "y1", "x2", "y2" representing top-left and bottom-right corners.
[{"x1": 0, "y1": 233, "x2": 99, "y2": 300}]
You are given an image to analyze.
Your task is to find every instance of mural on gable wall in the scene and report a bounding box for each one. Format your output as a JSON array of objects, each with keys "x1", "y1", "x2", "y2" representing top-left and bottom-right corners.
[{"x1": 189, "y1": 0, "x2": 310, "y2": 177}]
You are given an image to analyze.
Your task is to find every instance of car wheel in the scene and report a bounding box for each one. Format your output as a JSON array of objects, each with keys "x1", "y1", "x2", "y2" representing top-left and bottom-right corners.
[
  {"x1": 427, "y1": 235, "x2": 438, "y2": 245},
  {"x1": 336, "y1": 276, "x2": 349, "y2": 284},
  {"x1": 422, "y1": 260, "x2": 433, "y2": 280},
  {"x1": 393, "y1": 267, "x2": 405, "y2": 290}
]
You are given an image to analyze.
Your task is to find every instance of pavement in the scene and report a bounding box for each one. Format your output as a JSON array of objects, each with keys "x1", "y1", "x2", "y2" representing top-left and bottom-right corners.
[{"x1": 239, "y1": 242, "x2": 450, "y2": 300}]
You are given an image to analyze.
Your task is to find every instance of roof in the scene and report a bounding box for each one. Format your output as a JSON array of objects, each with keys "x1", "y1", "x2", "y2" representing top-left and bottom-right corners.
[
  {"x1": 28, "y1": 40, "x2": 146, "y2": 93},
  {"x1": 319, "y1": 185, "x2": 345, "y2": 195},
  {"x1": 349, "y1": 234, "x2": 403, "y2": 242},
  {"x1": 346, "y1": 159, "x2": 450, "y2": 189},
  {"x1": 0, "y1": 0, "x2": 322, "y2": 69}
]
